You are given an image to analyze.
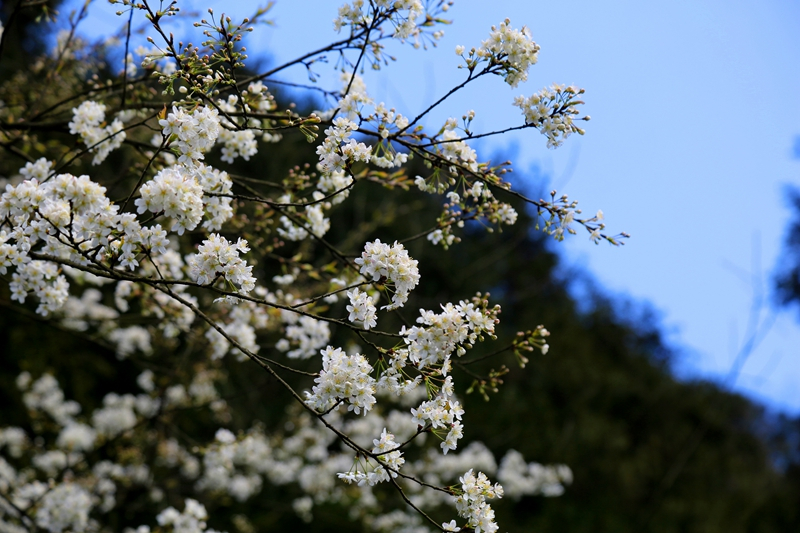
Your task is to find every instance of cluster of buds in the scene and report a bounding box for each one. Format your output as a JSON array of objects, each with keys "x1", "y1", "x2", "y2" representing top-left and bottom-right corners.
[{"x1": 513, "y1": 325, "x2": 551, "y2": 367}]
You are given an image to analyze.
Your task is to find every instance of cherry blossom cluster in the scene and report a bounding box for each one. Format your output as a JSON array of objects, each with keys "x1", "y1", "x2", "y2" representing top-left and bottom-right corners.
[
  {"x1": 159, "y1": 105, "x2": 221, "y2": 164},
  {"x1": 355, "y1": 239, "x2": 420, "y2": 309},
  {"x1": 276, "y1": 198, "x2": 330, "y2": 241},
  {"x1": 18, "y1": 157, "x2": 52, "y2": 181},
  {"x1": 475, "y1": 19, "x2": 540, "y2": 87},
  {"x1": 513, "y1": 84, "x2": 588, "y2": 148},
  {"x1": 69, "y1": 101, "x2": 126, "y2": 165},
  {"x1": 10, "y1": 260, "x2": 69, "y2": 316},
  {"x1": 92, "y1": 392, "x2": 142, "y2": 438},
  {"x1": 316, "y1": 117, "x2": 372, "y2": 174},
  {"x1": 410, "y1": 377, "x2": 465, "y2": 455},
  {"x1": 436, "y1": 117, "x2": 479, "y2": 173},
  {"x1": 334, "y1": 0, "x2": 426, "y2": 41},
  {"x1": 346, "y1": 287, "x2": 378, "y2": 329},
  {"x1": 400, "y1": 297, "x2": 500, "y2": 371},
  {"x1": 187, "y1": 234, "x2": 256, "y2": 297},
  {"x1": 423, "y1": 182, "x2": 520, "y2": 249},
  {"x1": 338, "y1": 428, "x2": 405, "y2": 486},
  {"x1": 194, "y1": 164, "x2": 235, "y2": 231},
  {"x1": 218, "y1": 128, "x2": 257, "y2": 164},
  {"x1": 304, "y1": 346, "x2": 377, "y2": 415},
  {"x1": 215, "y1": 95, "x2": 258, "y2": 163},
  {"x1": 242, "y1": 81, "x2": 278, "y2": 115},
  {"x1": 215, "y1": 86, "x2": 276, "y2": 163},
  {"x1": 19, "y1": 372, "x2": 80, "y2": 425},
  {"x1": 316, "y1": 169, "x2": 354, "y2": 205},
  {"x1": 533, "y1": 191, "x2": 611, "y2": 243},
  {"x1": 1, "y1": 173, "x2": 104, "y2": 265},
  {"x1": 35, "y1": 482, "x2": 95, "y2": 533},
  {"x1": 452, "y1": 469, "x2": 504, "y2": 533},
  {"x1": 336, "y1": 72, "x2": 372, "y2": 121},
  {"x1": 135, "y1": 166, "x2": 204, "y2": 235},
  {"x1": 369, "y1": 103, "x2": 411, "y2": 169},
  {"x1": 330, "y1": 74, "x2": 410, "y2": 169},
  {"x1": 0, "y1": 169, "x2": 195, "y2": 313}
]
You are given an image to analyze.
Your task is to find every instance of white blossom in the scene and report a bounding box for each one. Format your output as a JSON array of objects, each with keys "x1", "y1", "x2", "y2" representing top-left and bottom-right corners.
[
  {"x1": 159, "y1": 106, "x2": 220, "y2": 165},
  {"x1": 69, "y1": 101, "x2": 126, "y2": 165},
  {"x1": 35, "y1": 482, "x2": 93, "y2": 533},
  {"x1": 355, "y1": 240, "x2": 420, "y2": 310},
  {"x1": 346, "y1": 288, "x2": 378, "y2": 329},
  {"x1": 477, "y1": 20, "x2": 540, "y2": 88},
  {"x1": 452, "y1": 469, "x2": 503, "y2": 533},
  {"x1": 305, "y1": 346, "x2": 377, "y2": 415},
  {"x1": 135, "y1": 166, "x2": 204, "y2": 235},
  {"x1": 187, "y1": 234, "x2": 256, "y2": 297}
]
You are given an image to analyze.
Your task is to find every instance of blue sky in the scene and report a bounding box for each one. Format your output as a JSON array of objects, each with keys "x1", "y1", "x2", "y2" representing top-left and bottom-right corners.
[{"x1": 65, "y1": 0, "x2": 800, "y2": 413}]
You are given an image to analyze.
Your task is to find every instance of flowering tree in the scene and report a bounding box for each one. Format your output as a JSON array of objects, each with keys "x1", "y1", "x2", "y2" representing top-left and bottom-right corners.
[{"x1": 0, "y1": 1, "x2": 627, "y2": 532}]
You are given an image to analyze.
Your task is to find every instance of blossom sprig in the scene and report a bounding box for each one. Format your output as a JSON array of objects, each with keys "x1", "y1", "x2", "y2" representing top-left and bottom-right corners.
[
  {"x1": 214, "y1": 82, "x2": 283, "y2": 163},
  {"x1": 457, "y1": 19, "x2": 540, "y2": 88},
  {"x1": 159, "y1": 105, "x2": 221, "y2": 165},
  {"x1": 68, "y1": 101, "x2": 126, "y2": 165},
  {"x1": 317, "y1": 117, "x2": 372, "y2": 174},
  {"x1": 399, "y1": 111, "x2": 631, "y2": 248},
  {"x1": 143, "y1": 3, "x2": 259, "y2": 98},
  {"x1": 432, "y1": 116, "x2": 479, "y2": 174},
  {"x1": 337, "y1": 428, "x2": 405, "y2": 486},
  {"x1": 346, "y1": 287, "x2": 378, "y2": 330},
  {"x1": 400, "y1": 294, "x2": 501, "y2": 372},
  {"x1": 465, "y1": 365, "x2": 511, "y2": 403},
  {"x1": 511, "y1": 325, "x2": 551, "y2": 368},
  {"x1": 370, "y1": 102, "x2": 411, "y2": 141},
  {"x1": 513, "y1": 84, "x2": 589, "y2": 148},
  {"x1": 334, "y1": 0, "x2": 451, "y2": 57},
  {"x1": 327, "y1": 74, "x2": 411, "y2": 169},
  {"x1": 410, "y1": 377, "x2": 465, "y2": 455},
  {"x1": 414, "y1": 146, "x2": 627, "y2": 245},
  {"x1": 451, "y1": 469, "x2": 504, "y2": 533},
  {"x1": 304, "y1": 346, "x2": 377, "y2": 415},
  {"x1": 195, "y1": 8, "x2": 256, "y2": 75},
  {"x1": 135, "y1": 166, "x2": 205, "y2": 235},
  {"x1": 535, "y1": 190, "x2": 629, "y2": 245},
  {"x1": 355, "y1": 239, "x2": 420, "y2": 310},
  {"x1": 335, "y1": 71, "x2": 373, "y2": 122},
  {"x1": 421, "y1": 181, "x2": 520, "y2": 249},
  {"x1": 187, "y1": 233, "x2": 256, "y2": 297}
]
